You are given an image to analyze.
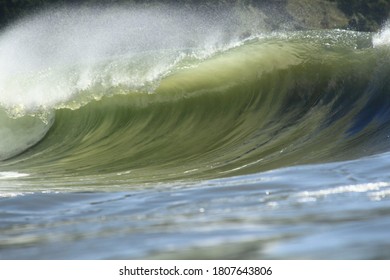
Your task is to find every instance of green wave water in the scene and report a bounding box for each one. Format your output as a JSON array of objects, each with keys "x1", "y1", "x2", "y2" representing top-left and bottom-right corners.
[{"x1": 2, "y1": 29, "x2": 390, "y2": 185}]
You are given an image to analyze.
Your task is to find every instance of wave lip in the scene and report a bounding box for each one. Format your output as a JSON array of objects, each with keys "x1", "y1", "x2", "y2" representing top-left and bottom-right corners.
[{"x1": 0, "y1": 6, "x2": 264, "y2": 112}]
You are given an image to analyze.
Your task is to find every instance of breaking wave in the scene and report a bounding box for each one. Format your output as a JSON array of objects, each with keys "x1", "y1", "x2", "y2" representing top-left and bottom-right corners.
[{"x1": 1, "y1": 7, "x2": 390, "y2": 186}]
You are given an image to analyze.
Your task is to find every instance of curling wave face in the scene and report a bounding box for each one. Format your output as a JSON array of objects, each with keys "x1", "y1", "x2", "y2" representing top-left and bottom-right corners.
[{"x1": 1, "y1": 7, "x2": 390, "y2": 189}]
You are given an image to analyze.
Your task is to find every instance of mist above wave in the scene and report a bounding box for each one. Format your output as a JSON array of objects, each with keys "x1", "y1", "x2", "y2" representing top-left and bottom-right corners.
[{"x1": 0, "y1": 5, "x2": 266, "y2": 113}]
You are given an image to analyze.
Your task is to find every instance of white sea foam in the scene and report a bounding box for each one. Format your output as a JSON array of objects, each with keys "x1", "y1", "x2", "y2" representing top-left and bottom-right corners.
[
  {"x1": 373, "y1": 22, "x2": 390, "y2": 47},
  {"x1": 297, "y1": 182, "x2": 390, "y2": 198}
]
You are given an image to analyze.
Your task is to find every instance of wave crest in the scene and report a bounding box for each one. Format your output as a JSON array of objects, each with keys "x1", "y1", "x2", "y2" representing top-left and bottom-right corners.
[{"x1": 0, "y1": 5, "x2": 265, "y2": 113}]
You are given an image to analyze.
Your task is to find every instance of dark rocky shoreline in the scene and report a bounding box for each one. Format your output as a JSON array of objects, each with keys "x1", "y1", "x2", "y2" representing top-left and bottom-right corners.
[
  {"x1": 251, "y1": 0, "x2": 389, "y2": 31},
  {"x1": 0, "y1": 0, "x2": 389, "y2": 32}
]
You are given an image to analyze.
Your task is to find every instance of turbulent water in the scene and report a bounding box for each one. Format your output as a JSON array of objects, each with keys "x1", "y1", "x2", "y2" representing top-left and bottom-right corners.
[{"x1": 1, "y1": 5, "x2": 390, "y2": 259}]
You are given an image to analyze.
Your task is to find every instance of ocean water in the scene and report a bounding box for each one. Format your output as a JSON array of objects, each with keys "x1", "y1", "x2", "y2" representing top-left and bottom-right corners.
[{"x1": 1, "y1": 5, "x2": 390, "y2": 259}]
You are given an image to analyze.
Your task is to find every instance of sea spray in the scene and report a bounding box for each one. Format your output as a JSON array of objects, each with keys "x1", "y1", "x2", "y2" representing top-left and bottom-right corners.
[
  {"x1": 0, "y1": 5, "x2": 266, "y2": 112},
  {"x1": 373, "y1": 21, "x2": 390, "y2": 47}
]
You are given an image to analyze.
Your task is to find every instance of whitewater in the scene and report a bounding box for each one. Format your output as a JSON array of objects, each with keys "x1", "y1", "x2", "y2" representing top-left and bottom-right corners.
[{"x1": 1, "y1": 5, "x2": 390, "y2": 259}]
